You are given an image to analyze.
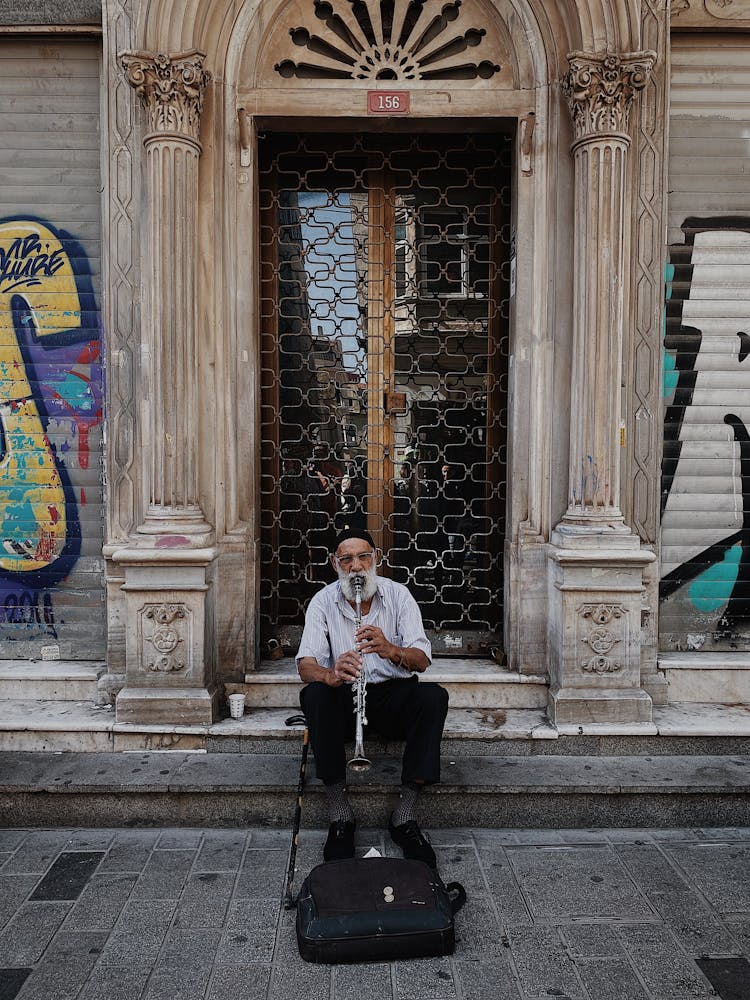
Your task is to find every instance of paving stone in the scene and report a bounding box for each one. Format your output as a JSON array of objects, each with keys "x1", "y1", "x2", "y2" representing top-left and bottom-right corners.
[
  {"x1": 235, "y1": 849, "x2": 287, "y2": 900},
  {"x1": 96, "y1": 930, "x2": 167, "y2": 968},
  {"x1": 697, "y1": 828, "x2": 750, "y2": 842},
  {"x1": 157, "y1": 928, "x2": 221, "y2": 969},
  {"x1": 156, "y1": 830, "x2": 205, "y2": 851},
  {"x1": 664, "y1": 843, "x2": 750, "y2": 914},
  {"x1": 506, "y1": 845, "x2": 654, "y2": 923},
  {"x1": 194, "y1": 831, "x2": 249, "y2": 872},
  {"x1": 453, "y1": 893, "x2": 504, "y2": 959},
  {"x1": 508, "y1": 926, "x2": 586, "y2": 999},
  {"x1": 476, "y1": 848, "x2": 533, "y2": 926},
  {"x1": 60, "y1": 831, "x2": 116, "y2": 851},
  {"x1": 246, "y1": 829, "x2": 289, "y2": 849},
  {"x1": 130, "y1": 850, "x2": 196, "y2": 900},
  {"x1": 97, "y1": 831, "x2": 159, "y2": 873},
  {"x1": 143, "y1": 965, "x2": 212, "y2": 1000},
  {"x1": 0, "y1": 876, "x2": 37, "y2": 932},
  {"x1": 472, "y1": 830, "x2": 523, "y2": 846},
  {"x1": 16, "y1": 932, "x2": 107, "y2": 1000},
  {"x1": 173, "y1": 871, "x2": 236, "y2": 928},
  {"x1": 272, "y1": 904, "x2": 303, "y2": 963},
  {"x1": 560, "y1": 923, "x2": 626, "y2": 959},
  {"x1": 63, "y1": 873, "x2": 138, "y2": 931},
  {"x1": 206, "y1": 963, "x2": 272, "y2": 1000},
  {"x1": 216, "y1": 898, "x2": 279, "y2": 964},
  {"x1": 613, "y1": 842, "x2": 741, "y2": 954},
  {"x1": 434, "y1": 845, "x2": 488, "y2": 893},
  {"x1": 394, "y1": 957, "x2": 457, "y2": 1000},
  {"x1": 511, "y1": 829, "x2": 609, "y2": 846},
  {"x1": 0, "y1": 968, "x2": 30, "y2": 1000},
  {"x1": 0, "y1": 901, "x2": 71, "y2": 965},
  {"x1": 0, "y1": 832, "x2": 26, "y2": 851},
  {"x1": 76, "y1": 964, "x2": 152, "y2": 1000},
  {"x1": 696, "y1": 956, "x2": 750, "y2": 1000},
  {"x1": 0, "y1": 832, "x2": 70, "y2": 874},
  {"x1": 30, "y1": 851, "x2": 105, "y2": 901},
  {"x1": 98, "y1": 901, "x2": 176, "y2": 966},
  {"x1": 112, "y1": 898, "x2": 177, "y2": 934},
  {"x1": 617, "y1": 923, "x2": 715, "y2": 998},
  {"x1": 454, "y1": 959, "x2": 522, "y2": 1000},
  {"x1": 333, "y1": 962, "x2": 393, "y2": 999},
  {"x1": 266, "y1": 959, "x2": 331, "y2": 1000},
  {"x1": 724, "y1": 919, "x2": 750, "y2": 957},
  {"x1": 575, "y1": 960, "x2": 652, "y2": 1000}
]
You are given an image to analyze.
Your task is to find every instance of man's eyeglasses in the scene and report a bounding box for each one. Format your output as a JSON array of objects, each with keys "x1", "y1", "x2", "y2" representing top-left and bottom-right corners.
[{"x1": 335, "y1": 551, "x2": 374, "y2": 568}]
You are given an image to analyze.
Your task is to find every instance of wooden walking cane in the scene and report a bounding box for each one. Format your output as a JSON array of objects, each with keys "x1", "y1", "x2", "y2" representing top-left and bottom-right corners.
[{"x1": 283, "y1": 715, "x2": 309, "y2": 909}]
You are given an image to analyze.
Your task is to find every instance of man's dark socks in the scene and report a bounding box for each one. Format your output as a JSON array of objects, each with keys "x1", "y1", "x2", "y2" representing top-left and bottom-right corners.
[{"x1": 324, "y1": 779, "x2": 355, "y2": 824}]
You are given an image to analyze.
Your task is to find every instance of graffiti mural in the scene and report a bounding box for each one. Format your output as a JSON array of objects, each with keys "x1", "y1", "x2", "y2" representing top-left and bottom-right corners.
[
  {"x1": 0, "y1": 218, "x2": 102, "y2": 640},
  {"x1": 660, "y1": 217, "x2": 750, "y2": 648}
]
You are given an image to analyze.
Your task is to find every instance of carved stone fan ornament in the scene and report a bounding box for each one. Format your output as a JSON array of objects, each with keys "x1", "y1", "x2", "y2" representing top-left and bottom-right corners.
[{"x1": 274, "y1": 0, "x2": 501, "y2": 80}]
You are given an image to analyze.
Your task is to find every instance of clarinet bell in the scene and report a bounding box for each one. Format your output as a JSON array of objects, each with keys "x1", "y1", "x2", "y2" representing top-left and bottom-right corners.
[{"x1": 347, "y1": 753, "x2": 371, "y2": 772}]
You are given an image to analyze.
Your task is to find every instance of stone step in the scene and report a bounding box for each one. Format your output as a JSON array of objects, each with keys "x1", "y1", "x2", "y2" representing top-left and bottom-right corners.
[
  {"x1": 0, "y1": 661, "x2": 105, "y2": 702},
  {"x1": 237, "y1": 657, "x2": 548, "y2": 709},
  {"x1": 658, "y1": 652, "x2": 750, "y2": 704},
  {"x1": 1, "y1": 750, "x2": 748, "y2": 829},
  {"x1": 0, "y1": 698, "x2": 749, "y2": 755}
]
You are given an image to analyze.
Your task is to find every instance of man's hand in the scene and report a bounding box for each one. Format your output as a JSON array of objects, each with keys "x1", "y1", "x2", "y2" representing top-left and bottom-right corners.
[
  {"x1": 355, "y1": 625, "x2": 396, "y2": 661},
  {"x1": 332, "y1": 649, "x2": 363, "y2": 685}
]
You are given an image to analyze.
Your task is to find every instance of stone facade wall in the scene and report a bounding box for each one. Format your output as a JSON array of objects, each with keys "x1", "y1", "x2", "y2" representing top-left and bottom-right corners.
[{"x1": 0, "y1": 1, "x2": 101, "y2": 23}]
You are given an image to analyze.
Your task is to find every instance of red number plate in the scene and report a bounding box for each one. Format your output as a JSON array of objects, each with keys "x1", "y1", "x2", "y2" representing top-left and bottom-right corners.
[{"x1": 367, "y1": 91, "x2": 410, "y2": 115}]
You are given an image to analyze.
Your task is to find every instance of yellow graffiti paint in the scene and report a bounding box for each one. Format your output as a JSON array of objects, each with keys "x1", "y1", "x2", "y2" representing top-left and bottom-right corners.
[{"x1": 0, "y1": 221, "x2": 82, "y2": 573}]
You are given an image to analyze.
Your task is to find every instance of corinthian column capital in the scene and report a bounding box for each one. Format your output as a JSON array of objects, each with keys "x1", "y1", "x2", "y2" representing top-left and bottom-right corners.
[
  {"x1": 563, "y1": 51, "x2": 655, "y2": 141},
  {"x1": 120, "y1": 49, "x2": 210, "y2": 145}
]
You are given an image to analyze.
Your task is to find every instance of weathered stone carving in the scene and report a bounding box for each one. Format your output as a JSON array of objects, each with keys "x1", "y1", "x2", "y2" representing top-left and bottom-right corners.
[
  {"x1": 579, "y1": 604, "x2": 625, "y2": 674},
  {"x1": 671, "y1": 0, "x2": 750, "y2": 25},
  {"x1": 564, "y1": 52, "x2": 654, "y2": 140},
  {"x1": 142, "y1": 603, "x2": 187, "y2": 673},
  {"x1": 274, "y1": 0, "x2": 501, "y2": 81},
  {"x1": 120, "y1": 50, "x2": 210, "y2": 142}
]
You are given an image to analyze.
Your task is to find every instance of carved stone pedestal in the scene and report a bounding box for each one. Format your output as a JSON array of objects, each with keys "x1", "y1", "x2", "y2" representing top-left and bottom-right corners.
[
  {"x1": 112, "y1": 50, "x2": 218, "y2": 724},
  {"x1": 115, "y1": 547, "x2": 218, "y2": 724},
  {"x1": 548, "y1": 528, "x2": 656, "y2": 729}
]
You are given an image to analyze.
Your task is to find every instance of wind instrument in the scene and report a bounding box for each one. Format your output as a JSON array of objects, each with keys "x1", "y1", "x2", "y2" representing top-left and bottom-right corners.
[{"x1": 347, "y1": 574, "x2": 371, "y2": 772}]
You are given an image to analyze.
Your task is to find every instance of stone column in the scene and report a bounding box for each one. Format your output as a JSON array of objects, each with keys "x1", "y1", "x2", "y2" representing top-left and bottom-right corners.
[
  {"x1": 113, "y1": 50, "x2": 219, "y2": 725},
  {"x1": 547, "y1": 52, "x2": 657, "y2": 730}
]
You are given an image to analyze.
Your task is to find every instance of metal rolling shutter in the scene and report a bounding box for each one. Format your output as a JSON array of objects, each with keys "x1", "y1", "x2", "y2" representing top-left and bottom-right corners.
[
  {"x1": 660, "y1": 33, "x2": 750, "y2": 650},
  {"x1": 0, "y1": 36, "x2": 105, "y2": 658}
]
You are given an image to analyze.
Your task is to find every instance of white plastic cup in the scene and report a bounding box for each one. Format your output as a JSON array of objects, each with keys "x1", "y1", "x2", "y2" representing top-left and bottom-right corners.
[{"x1": 228, "y1": 693, "x2": 246, "y2": 719}]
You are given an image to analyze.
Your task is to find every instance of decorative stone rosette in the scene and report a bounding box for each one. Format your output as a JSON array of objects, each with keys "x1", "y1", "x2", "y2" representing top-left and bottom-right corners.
[
  {"x1": 563, "y1": 51, "x2": 655, "y2": 141},
  {"x1": 578, "y1": 603, "x2": 625, "y2": 674},
  {"x1": 142, "y1": 603, "x2": 188, "y2": 673},
  {"x1": 120, "y1": 50, "x2": 210, "y2": 143}
]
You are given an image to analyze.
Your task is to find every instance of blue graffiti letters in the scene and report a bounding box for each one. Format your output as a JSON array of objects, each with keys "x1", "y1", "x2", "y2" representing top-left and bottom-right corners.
[{"x1": 0, "y1": 233, "x2": 66, "y2": 293}]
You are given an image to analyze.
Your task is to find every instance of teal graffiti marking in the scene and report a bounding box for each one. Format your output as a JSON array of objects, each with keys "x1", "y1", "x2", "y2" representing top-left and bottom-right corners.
[{"x1": 689, "y1": 544, "x2": 742, "y2": 613}]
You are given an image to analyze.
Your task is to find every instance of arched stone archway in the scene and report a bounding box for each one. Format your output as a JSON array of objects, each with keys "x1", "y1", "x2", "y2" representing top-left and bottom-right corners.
[{"x1": 108, "y1": 0, "x2": 669, "y2": 729}]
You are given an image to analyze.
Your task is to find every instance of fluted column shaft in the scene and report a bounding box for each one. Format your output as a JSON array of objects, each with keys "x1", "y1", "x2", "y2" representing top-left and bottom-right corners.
[
  {"x1": 121, "y1": 50, "x2": 210, "y2": 530},
  {"x1": 562, "y1": 51, "x2": 654, "y2": 528}
]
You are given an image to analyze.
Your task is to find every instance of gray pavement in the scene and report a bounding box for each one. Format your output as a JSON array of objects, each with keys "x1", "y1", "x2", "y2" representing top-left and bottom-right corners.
[{"x1": 1, "y1": 825, "x2": 749, "y2": 1000}]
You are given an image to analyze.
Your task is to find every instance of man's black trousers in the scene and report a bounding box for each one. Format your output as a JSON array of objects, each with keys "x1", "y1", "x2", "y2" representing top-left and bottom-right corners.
[{"x1": 300, "y1": 675, "x2": 449, "y2": 786}]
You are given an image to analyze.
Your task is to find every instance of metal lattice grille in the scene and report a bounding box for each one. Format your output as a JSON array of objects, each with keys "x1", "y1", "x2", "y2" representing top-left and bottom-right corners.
[{"x1": 259, "y1": 132, "x2": 511, "y2": 656}]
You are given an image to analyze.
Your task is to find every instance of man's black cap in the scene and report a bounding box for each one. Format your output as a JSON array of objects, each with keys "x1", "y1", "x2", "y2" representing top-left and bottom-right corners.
[{"x1": 333, "y1": 528, "x2": 376, "y2": 551}]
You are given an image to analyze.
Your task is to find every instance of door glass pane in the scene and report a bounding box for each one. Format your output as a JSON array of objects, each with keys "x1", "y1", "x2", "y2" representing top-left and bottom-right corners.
[{"x1": 259, "y1": 133, "x2": 511, "y2": 656}]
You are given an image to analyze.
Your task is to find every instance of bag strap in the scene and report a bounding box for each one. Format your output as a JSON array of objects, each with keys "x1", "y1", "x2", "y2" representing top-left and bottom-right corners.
[{"x1": 444, "y1": 880, "x2": 467, "y2": 915}]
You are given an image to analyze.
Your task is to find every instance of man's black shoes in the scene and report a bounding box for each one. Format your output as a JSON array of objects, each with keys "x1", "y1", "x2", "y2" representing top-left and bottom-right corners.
[
  {"x1": 323, "y1": 820, "x2": 356, "y2": 862},
  {"x1": 388, "y1": 814, "x2": 437, "y2": 869}
]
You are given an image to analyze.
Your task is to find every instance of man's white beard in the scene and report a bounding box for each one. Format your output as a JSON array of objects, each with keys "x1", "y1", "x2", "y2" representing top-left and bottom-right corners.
[{"x1": 338, "y1": 565, "x2": 378, "y2": 603}]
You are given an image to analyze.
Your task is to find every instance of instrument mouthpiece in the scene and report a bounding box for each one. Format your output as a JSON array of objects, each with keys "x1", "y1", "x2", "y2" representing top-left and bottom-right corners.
[{"x1": 352, "y1": 575, "x2": 365, "y2": 591}]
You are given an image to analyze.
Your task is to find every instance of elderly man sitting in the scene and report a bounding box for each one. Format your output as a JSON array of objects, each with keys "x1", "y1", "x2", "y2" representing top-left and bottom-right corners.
[{"x1": 296, "y1": 528, "x2": 449, "y2": 867}]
